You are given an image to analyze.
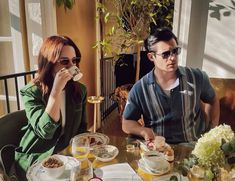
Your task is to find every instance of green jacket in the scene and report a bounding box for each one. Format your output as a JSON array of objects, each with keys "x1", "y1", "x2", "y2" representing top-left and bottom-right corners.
[{"x1": 15, "y1": 82, "x2": 87, "y2": 175}]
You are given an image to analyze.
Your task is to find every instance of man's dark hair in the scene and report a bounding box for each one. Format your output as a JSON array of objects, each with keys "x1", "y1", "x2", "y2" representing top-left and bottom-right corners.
[{"x1": 144, "y1": 27, "x2": 178, "y2": 52}]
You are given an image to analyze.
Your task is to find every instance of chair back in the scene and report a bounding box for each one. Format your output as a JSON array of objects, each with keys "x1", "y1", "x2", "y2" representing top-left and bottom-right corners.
[{"x1": 0, "y1": 110, "x2": 27, "y2": 149}]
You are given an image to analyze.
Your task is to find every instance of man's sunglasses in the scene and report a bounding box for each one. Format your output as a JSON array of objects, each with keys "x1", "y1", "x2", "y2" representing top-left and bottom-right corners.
[
  {"x1": 57, "y1": 57, "x2": 81, "y2": 65},
  {"x1": 153, "y1": 47, "x2": 181, "y2": 59}
]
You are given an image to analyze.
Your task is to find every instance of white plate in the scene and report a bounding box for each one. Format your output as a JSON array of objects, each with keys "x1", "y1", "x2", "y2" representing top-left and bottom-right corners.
[
  {"x1": 74, "y1": 132, "x2": 110, "y2": 148},
  {"x1": 26, "y1": 155, "x2": 80, "y2": 181},
  {"x1": 138, "y1": 158, "x2": 170, "y2": 176},
  {"x1": 93, "y1": 145, "x2": 119, "y2": 162}
]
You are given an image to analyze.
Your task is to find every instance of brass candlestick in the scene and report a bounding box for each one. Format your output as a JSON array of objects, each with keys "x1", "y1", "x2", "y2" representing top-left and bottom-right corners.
[{"x1": 87, "y1": 96, "x2": 104, "y2": 133}]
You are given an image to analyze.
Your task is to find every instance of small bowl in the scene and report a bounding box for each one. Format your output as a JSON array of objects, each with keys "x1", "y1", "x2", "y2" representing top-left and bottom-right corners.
[
  {"x1": 93, "y1": 145, "x2": 119, "y2": 162},
  {"x1": 41, "y1": 155, "x2": 65, "y2": 178},
  {"x1": 142, "y1": 151, "x2": 169, "y2": 170}
]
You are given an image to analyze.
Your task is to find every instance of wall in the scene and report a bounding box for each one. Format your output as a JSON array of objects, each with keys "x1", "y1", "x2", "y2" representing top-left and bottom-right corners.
[
  {"x1": 203, "y1": 0, "x2": 235, "y2": 78},
  {"x1": 56, "y1": 0, "x2": 97, "y2": 128},
  {"x1": 24, "y1": 0, "x2": 43, "y2": 70},
  {"x1": 24, "y1": 0, "x2": 57, "y2": 70},
  {"x1": 174, "y1": 0, "x2": 235, "y2": 78}
]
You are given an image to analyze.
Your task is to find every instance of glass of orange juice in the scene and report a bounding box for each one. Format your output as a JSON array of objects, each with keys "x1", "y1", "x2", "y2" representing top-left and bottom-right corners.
[{"x1": 71, "y1": 136, "x2": 90, "y2": 160}]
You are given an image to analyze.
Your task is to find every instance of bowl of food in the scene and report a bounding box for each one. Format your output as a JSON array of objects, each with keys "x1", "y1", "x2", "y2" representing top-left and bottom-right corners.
[
  {"x1": 41, "y1": 155, "x2": 65, "y2": 178},
  {"x1": 93, "y1": 145, "x2": 119, "y2": 162}
]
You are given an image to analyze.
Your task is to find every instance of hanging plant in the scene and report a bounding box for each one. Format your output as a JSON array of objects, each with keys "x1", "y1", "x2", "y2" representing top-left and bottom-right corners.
[{"x1": 56, "y1": 0, "x2": 75, "y2": 11}]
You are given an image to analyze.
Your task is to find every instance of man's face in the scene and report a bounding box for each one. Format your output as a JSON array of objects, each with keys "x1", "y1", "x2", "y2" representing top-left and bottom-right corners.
[{"x1": 147, "y1": 38, "x2": 179, "y2": 73}]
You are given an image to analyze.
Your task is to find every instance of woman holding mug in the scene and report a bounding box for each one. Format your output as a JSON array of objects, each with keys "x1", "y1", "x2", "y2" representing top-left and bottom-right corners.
[{"x1": 15, "y1": 35, "x2": 87, "y2": 180}]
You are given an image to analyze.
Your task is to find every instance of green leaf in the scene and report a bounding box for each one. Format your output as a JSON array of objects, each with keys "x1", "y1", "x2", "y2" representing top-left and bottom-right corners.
[
  {"x1": 97, "y1": 2, "x2": 106, "y2": 13},
  {"x1": 131, "y1": 0, "x2": 137, "y2": 5},
  {"x1": 110, "y1": 26, "x2": 115, "y2": 35},
  {"x1": 221, "y1": 141, "x2": 233, "y2": 154},
  {"x1": 150, "y1": 17, "x2": 157, "y2": 25},
  {"x1": 56, "y1": 0, "x2": 75, "y2": 10},
  {"x1": 104, "y1": 13, "x2": 110, "y2": 23},
  {"x1": 223, "y1": 11, "x2": 231, "y2": 16},
  {"x1": 92, "y1": 41, "x2": 99, "y2": 49},
  {"x1": 230, "y1": 138, "x2": 235, "y2": 150},
  {"x1": 204, "y1": 169, "x2": 214, "y2": 181},
  {"x1": 170, "y1": 175, "x2": 178, "y2": 181},
  {"x1": 65, "y1": 0, "x2": 73, "y2": 9},
  {"x1": 56, "y1": 0, "x2": 63, "y2": 7}
]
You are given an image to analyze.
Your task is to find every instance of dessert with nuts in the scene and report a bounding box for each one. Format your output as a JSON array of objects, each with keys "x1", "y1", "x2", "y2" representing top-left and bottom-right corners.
[{"x1": 42, "y1": 156, "x2": 64, "y2": 168}]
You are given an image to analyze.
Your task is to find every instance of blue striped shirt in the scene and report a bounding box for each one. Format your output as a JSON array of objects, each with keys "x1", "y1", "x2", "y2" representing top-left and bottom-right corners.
[{"x1": 123, "y1": 66, "x2": 215, "y2": 143}]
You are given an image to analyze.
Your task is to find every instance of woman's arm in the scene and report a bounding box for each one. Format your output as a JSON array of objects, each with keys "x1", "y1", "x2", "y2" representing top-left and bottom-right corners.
[
  {"x1": 21, "y1": 69, "x2": 72, "y2": 139},
  {"x1": 45, "y1": 68, "x2": 72, "y2": 122}
]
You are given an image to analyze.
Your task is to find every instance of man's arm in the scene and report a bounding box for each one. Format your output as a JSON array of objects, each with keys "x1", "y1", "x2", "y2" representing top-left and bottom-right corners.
[
  {"x1": 122, "y1": 118, "x2": 155, "y2": 141},
  {"x1": 204, "y1": 94, "x2": 220, "y2": 128}
]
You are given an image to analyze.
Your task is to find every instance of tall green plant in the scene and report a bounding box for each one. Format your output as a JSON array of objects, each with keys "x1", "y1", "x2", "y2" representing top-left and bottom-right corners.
[{"x1": 95, "y1": 0, "x2": 174, "y2": 80}]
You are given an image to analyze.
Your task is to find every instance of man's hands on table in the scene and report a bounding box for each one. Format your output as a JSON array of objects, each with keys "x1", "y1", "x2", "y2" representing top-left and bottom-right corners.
[{"x1": 122, "y1": 119, "x2": 155, "y2": 142}]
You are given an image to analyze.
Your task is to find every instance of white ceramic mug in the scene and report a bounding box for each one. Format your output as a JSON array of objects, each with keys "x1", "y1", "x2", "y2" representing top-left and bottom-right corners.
[{"x1": 68, "y1": 65, "x2": 83, "y2": 81}]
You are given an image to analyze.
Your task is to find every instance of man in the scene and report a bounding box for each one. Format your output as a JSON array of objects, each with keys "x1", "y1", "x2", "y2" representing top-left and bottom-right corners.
[{"x1": 122, "y1": 27, "x2": 220, "y2": 143}]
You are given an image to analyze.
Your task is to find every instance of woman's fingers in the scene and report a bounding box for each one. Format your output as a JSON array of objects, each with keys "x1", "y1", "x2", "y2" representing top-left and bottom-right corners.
[
  {"x1": 52, "y1": 68, "x2": 73, "y2": 93},
  {"x1": 57, "y1": 68, "x2": 72, "y2": 80}
]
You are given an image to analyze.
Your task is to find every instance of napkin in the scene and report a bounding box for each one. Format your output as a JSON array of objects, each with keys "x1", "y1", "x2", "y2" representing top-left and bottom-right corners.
[{"x1": 94, "y1": 163, "x2": 142, "y2": 181}]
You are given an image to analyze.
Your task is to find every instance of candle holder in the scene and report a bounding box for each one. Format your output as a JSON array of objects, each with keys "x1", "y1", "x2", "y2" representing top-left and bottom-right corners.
[{"x1": 87, "y1": 96, "x2": 104, "y2": 133}]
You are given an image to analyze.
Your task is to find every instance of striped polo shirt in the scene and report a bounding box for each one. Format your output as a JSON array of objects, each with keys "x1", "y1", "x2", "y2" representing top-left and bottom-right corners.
[{"x1": 123, "y1": 66, "x2": 215, "y2": 143}]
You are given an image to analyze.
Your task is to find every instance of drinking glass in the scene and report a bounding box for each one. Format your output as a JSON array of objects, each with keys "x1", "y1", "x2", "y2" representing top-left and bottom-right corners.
[
  {"x1": 71, "y1": 136, "x2": 90, "y2": 160},
  {"x1": 70, "y1": 160, "x2": 93, "y2": 181},
  {"x1": 71, "y1": 136, "x2": 93, "y2": 180},
  {"x1": 70, "y1": 165, "x2": 80, "y2": 181}
]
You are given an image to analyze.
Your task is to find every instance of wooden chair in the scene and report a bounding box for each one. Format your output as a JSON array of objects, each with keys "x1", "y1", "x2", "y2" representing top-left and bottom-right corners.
[{"x1": 110, "y1": 84, "x2": 133, "y2": 116}]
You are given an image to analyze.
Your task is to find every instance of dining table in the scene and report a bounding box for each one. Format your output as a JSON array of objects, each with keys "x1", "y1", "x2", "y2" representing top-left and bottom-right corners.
[{"x1": 60, "y1": 134, "x2": 194, "y2": 181}]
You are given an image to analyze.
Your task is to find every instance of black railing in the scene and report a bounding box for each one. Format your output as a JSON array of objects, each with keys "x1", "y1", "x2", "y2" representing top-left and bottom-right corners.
[
  {"x1": 0, "y1": 60, "x2": 117, "y2": 119},
  {"x1": 0, "y1": 71, "x2": 36, "y2": 115},
  {"x1": 100, "y1": 57, "x2": 117, "y2": 120}
]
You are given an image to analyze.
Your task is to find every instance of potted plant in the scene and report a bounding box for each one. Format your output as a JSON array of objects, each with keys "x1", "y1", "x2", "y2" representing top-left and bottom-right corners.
[
  {"x1": 96, "y1": 0, "x2": 174, "y2": 115},
  {"x1": 96, "y1": 0, "x2": 174, "y2": 81}
]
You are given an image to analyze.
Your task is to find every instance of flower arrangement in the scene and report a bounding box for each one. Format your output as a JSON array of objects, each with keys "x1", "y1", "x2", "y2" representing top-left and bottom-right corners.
[{"x1": 179, "y1": 124, "x2": 235, "y2": 181}]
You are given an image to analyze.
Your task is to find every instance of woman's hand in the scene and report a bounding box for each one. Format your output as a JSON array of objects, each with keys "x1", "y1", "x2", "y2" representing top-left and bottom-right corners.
[
  {"x1": 51, "y1": 68, "x2": 73, "y2": 95},
  {"x1": 46, "y1": 68, "x2": 72, "y2": 122}
]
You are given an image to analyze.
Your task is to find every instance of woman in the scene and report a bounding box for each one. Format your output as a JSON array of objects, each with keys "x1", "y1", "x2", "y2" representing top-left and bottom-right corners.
[{"x1": 15, "y1": 36, "x2": 87, "y2": 179}]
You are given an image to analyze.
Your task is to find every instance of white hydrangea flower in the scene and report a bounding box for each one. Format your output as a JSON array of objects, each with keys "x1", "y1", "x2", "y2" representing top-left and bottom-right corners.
[{"x1": 192, "y1": 124, "x2": 234, "y2": 168}]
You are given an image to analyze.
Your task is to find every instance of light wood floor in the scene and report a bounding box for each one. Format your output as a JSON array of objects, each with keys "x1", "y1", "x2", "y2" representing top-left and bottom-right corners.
[{"x1": 98, "y1": 108, "x2": 127, "y2": 137}]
